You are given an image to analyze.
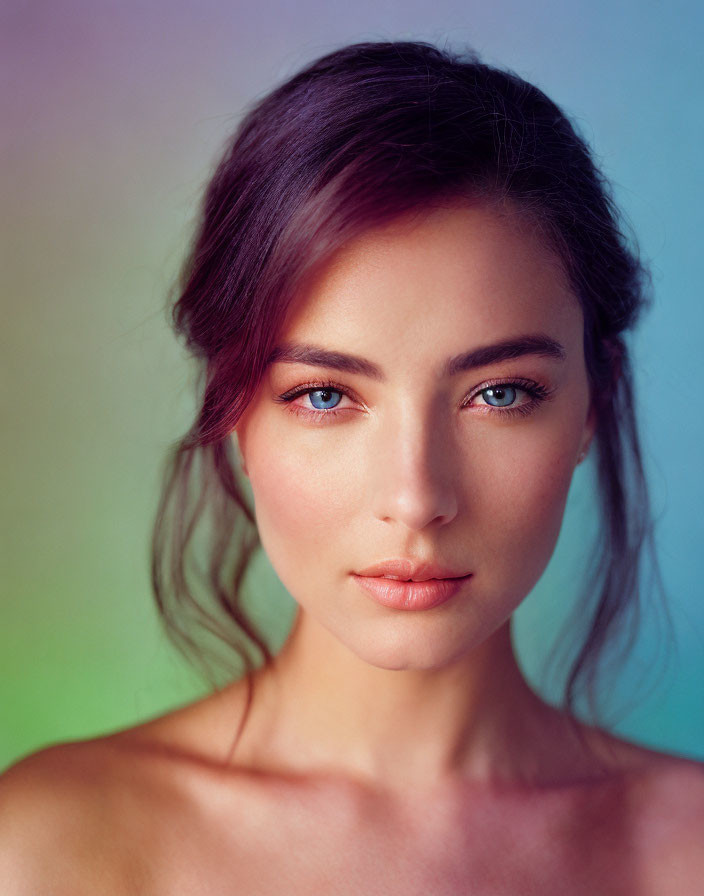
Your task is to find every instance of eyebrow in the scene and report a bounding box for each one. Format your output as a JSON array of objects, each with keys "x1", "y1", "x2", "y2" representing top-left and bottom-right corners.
[{"x1": 266, "y1": 334, "x2": 566, "y2": 381}]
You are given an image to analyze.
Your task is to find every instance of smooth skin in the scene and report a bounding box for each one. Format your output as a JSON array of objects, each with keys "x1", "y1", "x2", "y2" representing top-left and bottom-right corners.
[{"x1": 1, "y1": 201, "x2": 703, "y2": 894}]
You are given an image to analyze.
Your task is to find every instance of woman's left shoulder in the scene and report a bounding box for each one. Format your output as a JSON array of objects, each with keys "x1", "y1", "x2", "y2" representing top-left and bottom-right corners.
[
  {"x1": 595, "y1": 728, "x2": 704, "y2": 810},
  {"x1": 580, "y1": 724, "x2": 704, "y2": 851},
  {"x1": 633, "y1": 749, "x2": 704, "y2": 820},
  {"x1": 619, "y1": 747, "x2": 704, "y2": 887}
]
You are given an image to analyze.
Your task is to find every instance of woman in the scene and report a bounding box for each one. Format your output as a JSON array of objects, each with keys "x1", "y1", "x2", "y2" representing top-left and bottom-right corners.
[{"x1": 2, "y1": 39, "x2": 702, "y2": 893}]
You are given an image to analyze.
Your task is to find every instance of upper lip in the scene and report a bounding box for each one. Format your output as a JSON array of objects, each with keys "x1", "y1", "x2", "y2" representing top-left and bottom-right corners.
[{"x1": 354, "y1": 559, "x2": 471, "y2": 582}]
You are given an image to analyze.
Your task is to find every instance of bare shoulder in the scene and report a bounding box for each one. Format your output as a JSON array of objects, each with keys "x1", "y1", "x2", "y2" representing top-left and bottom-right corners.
[
  {"x1": 584, "y1": 721, "x2": 704, "y2": 803},
  {"x1": 632, "y1": 750, "x2": 704, "y2": 836},
  {"x1": 596, "y1": 734, "x2": 704, "y2": 891},
  {"x1": 0, "y1": 738, "x2": 135, "y2": 893},
  {"x1": 0, "y1": 702, "x2": 223, "y2": 894},
  {"x1": 565, "y1": 722, "x2": 704, "y2": 891},
  {"x1": 630, "y1": 754, "x2": 704, "y2": 892},
  {"x1": 0, "y1": 737, "x2": 114, "y2": 829},
  {"x1": 0, "y1": 686, "x2": 251, "y2": 894}
]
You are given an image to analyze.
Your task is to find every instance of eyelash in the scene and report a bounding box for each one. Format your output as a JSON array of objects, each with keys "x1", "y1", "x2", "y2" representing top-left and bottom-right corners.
[{"x1": 274, "y1": 377, "x2": 555, "y2": 422}]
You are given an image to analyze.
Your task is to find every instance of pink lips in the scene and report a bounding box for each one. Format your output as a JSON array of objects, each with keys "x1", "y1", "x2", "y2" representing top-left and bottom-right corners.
[{"x1": 352, "y1": 572, "x2": 471, "y2": 610}]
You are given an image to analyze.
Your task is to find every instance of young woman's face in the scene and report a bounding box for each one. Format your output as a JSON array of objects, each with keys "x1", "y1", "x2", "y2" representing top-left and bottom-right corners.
[{"x1": 234, "y1": 201, "x2": 595, "y2": 670}]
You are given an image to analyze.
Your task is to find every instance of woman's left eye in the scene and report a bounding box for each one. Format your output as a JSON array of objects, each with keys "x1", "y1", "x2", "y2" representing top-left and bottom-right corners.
[
  {"x1": 466, "y1": 379, "x2": 554, "y2": 417},
  {"x1": 476, "y1": 385, "x2": 519, "y2": 407}
]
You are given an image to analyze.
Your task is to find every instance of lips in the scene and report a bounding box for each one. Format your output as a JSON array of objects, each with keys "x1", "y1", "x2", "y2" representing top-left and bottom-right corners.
[
  {"x1": 355, "y1": 558, "x2": 470, "y2": 582},
  {"x1": 352, "y1": 571, "x2": 471, "y2": 610}
]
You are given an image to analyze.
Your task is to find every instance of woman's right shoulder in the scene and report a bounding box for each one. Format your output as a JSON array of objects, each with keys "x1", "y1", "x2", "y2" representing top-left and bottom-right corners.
[
  {"x1": 0, "y1": 739, "x2": 126, "y2": 892},
  {"x1": 0, "y1": 722, "x2": 206, "y2": 895},
  {"x1": 0, "y1": 688, "x2": 255, "y2": 894}
]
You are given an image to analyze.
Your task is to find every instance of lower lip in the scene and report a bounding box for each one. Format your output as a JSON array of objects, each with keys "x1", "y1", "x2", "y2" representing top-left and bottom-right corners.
[{"x1": 352, "y1": 574, "x2": 471, "y2": 610}]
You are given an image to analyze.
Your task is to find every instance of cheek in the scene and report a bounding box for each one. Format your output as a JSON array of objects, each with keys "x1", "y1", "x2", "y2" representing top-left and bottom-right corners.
[
  {"x1": 507, "y1": 452, "x2": 574, "y2": 535},
  {"x1": 246, "y1": 429, "x2": 356, "y2": 586},
  {"x1": 471, "y1": 429, "x2": 579, "y2": 593}
]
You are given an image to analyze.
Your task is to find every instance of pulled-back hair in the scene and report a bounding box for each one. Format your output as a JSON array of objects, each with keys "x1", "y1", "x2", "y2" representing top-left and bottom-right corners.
[{"x1": 151, "y1": 39, "x2": 667, "y2": 739}]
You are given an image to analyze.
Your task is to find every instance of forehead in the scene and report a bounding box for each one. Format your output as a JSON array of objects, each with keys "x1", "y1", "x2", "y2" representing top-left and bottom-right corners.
[{"x1": 280, "y1": 202, "x2": 582, "y2": 366}]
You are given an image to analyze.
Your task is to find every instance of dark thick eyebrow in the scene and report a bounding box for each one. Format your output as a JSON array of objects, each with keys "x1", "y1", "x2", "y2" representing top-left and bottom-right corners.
[{"x1": 266, "y1": 334, "x2": 566, "y2": 381}]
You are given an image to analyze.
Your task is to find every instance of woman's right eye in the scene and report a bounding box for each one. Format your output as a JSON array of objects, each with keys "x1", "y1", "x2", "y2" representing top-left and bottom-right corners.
[
  {"x1": 305, "y1": 387, "x2": 343, "y2": 411},
  {"x1": 274, "y1": 382, "x2": 354, "y2": 421}
]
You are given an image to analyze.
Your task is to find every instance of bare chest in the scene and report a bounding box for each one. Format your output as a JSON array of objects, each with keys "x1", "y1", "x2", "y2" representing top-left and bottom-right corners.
[{"x1": 131, "y1": 778, "x2": 639, "y2": 896}]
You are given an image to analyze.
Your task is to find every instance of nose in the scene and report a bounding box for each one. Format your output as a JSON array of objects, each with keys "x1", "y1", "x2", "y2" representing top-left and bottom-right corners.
[{"x1": 370, "y1": 407, "x2": 459, "y2": 531}]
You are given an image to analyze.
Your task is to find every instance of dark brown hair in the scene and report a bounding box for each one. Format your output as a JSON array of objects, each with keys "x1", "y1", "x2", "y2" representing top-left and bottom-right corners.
[{"x1": 151, "y1": 39, "x2": 670, "y2": 742}]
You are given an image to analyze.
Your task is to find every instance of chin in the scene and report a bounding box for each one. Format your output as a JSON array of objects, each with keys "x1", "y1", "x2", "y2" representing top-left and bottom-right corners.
[{"x1": 334, "y1": 616, "x2": 498, "y2": 672}]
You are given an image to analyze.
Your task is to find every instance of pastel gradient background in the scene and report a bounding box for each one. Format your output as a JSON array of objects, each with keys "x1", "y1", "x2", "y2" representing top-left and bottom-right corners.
[{"x1": 2, "y1": 0, "x2": 703, "y2": 771}]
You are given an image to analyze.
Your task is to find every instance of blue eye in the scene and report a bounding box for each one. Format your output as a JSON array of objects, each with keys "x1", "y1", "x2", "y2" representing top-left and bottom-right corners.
[
  {"x1": 274, "y1": 380, "x2": 353, "y2": 421},
  {"x1": 481, "y1": 385, "x2": 517, "y2": 407},
  {"x1": 307, "y1": 388, "x2": 343, "y2": 410}
]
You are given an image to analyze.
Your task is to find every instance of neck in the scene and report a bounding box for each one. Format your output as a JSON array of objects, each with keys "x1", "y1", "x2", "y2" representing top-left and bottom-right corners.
[{"x1": 232, "y1": 610, "x2": 596, "y2": 795}]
